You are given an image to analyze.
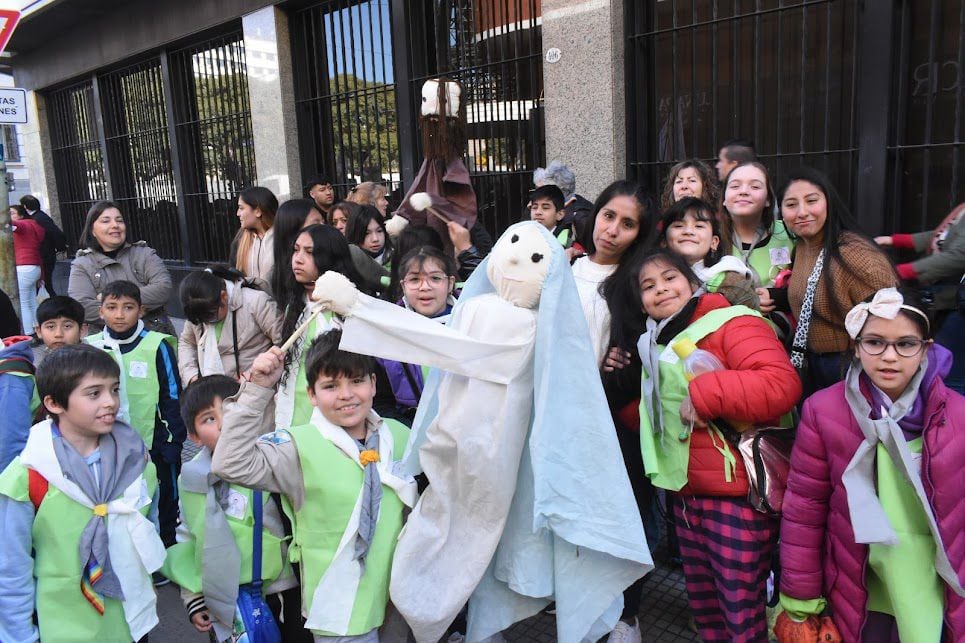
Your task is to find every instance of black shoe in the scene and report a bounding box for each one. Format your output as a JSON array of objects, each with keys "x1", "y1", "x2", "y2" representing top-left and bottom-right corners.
[{"x1": 152, "y1": 572, "x2": 170, "y2": 587}]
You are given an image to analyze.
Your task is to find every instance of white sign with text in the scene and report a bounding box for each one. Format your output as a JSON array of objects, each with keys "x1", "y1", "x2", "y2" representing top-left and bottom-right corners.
[{"x1": 0, "y1": 88, "x2": 27, "y2": 124}]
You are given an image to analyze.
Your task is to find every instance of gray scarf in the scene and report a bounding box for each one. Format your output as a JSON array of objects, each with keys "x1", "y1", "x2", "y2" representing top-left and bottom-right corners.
[
  {"x1": 180, "y1": 448, "x2": 241, "y2": 629},
  {"x1": 842, "y1": 363, "x2": 965, "y2": 597},
  {"x1": 354, "y1": 429, "x2": 382, "y2": 572},
  {"x1": 53, "y1": 421, "x2": 146, "y2": 602}
]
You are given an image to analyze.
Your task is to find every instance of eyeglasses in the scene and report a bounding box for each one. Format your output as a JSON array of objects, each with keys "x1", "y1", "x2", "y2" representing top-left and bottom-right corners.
[
  {"x1": 855, "y1": 337, "x2": 929, "y2": 357},
  {"x1": 402, "y1": 274, "x2": 449, "y2": 288}
]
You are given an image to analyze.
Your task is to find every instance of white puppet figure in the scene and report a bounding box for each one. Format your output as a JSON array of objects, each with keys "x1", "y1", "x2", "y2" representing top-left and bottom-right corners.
[{"x1": 312, "y1": 221, "x2": 652, "y2": 643}]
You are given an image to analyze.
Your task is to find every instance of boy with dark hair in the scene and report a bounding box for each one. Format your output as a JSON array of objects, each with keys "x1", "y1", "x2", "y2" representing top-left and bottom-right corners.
[
  {"x1": 0, "y1": 344, "x2": 164, "y2": 642},
  {"x1": 306, "y1": 174, "x2": 337, "y2": 216},
  {"x1": 85, "y1": 280, "x2": 185, "y2": 555},
  {"x1": 528, "y1": 184, "x2": 573, "y2": 247},
  {"x1": 212, "y1": 330, "x2": 417, "y2": 641},
  {"x1": 164, "y1": 375, "x2": 307, "y2": 641},
  {"x1": 34, "y1": 295, "x2": 88, "y2": 364}
]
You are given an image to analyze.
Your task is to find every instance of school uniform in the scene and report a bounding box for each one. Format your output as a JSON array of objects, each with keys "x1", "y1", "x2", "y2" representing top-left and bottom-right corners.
[
  {"x1": 211, "y1": 382, "x2": 418, "y2": 641},
  {"x1": 163, "y1": 447, "x2": 302, "y2": 641},
  {"x1": 0, "y1": 420, "x2": 164, "y2": 642},
  {"x1": 87, "y1": 320, "x2": 186, "y2": 547}
]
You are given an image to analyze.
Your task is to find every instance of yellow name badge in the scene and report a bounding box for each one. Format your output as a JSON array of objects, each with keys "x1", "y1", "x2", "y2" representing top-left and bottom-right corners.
[{"x1": 128, "y1": 361, "x2": 149, "y2": 379}]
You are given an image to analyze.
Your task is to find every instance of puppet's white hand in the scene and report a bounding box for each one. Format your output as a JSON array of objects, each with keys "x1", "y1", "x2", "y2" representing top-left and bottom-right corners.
[
  {"x1": 311, "y1": 271, "x2": 360, "y2": 316},
  {"x1": 385, "y1": 215, "x2": 409, "y2": 238}
]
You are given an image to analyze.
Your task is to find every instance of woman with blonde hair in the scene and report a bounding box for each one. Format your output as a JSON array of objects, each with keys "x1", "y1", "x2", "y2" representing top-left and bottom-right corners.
[
  {"x1": 230, "y1": 186, "x2": 277, "y2": 281},
  {"x1": 347, "y1": 181, "x2": 390, "y2": 217}
]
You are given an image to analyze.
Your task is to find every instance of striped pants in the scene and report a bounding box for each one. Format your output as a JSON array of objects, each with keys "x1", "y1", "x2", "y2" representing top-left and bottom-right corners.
[{"x1": 674, "y1": 495, "x2": 778, "y2": 642}]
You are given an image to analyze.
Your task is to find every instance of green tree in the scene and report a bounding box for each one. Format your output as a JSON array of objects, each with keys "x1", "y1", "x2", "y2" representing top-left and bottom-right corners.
[{"x1": 330, "y1": 73, "x2": 399, "y2": 179}]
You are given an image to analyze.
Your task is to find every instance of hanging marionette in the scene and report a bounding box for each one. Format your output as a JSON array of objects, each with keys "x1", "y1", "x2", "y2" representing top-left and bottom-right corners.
[{"x1": 389, "y1": 78, "x2": 478, "y2": 252}]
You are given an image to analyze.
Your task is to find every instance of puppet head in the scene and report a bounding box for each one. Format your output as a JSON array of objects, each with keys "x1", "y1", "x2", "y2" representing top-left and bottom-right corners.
[
  {"x1": 421, "y1": 79, "x2": 462, "y2": 118},
  {"x1": 420, "y1": 77, "x2": 466, "y2": 161},
  {"x1": 486, "y1": 222, "x2": 552, "y2": 309}
]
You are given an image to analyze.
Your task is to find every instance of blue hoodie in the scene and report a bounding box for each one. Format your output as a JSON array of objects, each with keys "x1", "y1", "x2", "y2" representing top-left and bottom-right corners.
[{"x1": 0, "y1": 339, "x2": 38, "y2": 471}]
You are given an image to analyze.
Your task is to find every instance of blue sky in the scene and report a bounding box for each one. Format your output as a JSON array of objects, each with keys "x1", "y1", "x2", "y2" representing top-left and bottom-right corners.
[{"x1": 326, "y1": 0, "x2": 394, "y2": 85}]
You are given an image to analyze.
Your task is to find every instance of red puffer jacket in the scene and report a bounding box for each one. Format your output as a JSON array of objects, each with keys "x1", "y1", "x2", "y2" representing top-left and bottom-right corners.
[{"x1": 680, "y1": 294, "x2": 802, "y2": 496}]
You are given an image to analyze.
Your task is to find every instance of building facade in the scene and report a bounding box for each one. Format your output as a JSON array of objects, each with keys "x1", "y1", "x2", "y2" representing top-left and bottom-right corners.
[{"x1": 6, "y1": 0, "x2": 963, "y2": 267}]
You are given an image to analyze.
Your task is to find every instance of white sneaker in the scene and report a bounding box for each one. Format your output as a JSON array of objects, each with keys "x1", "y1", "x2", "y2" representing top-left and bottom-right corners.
[{"x1": 606, "y1": 618, "x2": 642, "y2": 643}]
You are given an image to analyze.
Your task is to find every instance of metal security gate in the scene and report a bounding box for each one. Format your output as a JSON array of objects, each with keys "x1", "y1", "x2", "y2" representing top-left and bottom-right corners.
[
  {"x1": 627, "y1": 1, "x2": 859, "y2": 210},
  {"x1": 291, "y1": 1, "x2": 402, "y2": 199},
  {"x1": 45, "y1": 27, "x2": 256, "y2": 262},
  {"x1": 292, "y1": 0, "x2": 545, "y2": 235},
  {"x1": 626, "y1": 0, "x2": 964, "y2": 234},
  {"x1": 168, "y1": 32, "x2": 257, "y2": 263},
  {"x1": 887, "y1": 1, "x2": 964, "y2": 232},
  {"x1": 47, "y1": 80, "x2": 110, "y2": 250},
  {"x1": 99, "y1": 59, "x2": 182, "y2": 259}
]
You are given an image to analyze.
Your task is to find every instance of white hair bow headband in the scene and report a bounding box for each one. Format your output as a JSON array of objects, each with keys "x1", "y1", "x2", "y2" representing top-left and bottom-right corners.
[{"x1": 844, "y1": 287, "x2": 930, "y2": 339}]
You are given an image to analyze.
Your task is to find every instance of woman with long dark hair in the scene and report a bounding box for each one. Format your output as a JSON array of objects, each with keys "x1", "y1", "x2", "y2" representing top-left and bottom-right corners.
[
  {"x1": 572, "y1": 180, "x2": 657, "y2": 643},
  {"x1": 269, "y1": 198, "x2": 325, "y2": 302},
  {"x1": 273, "y1": 224, "x2": 364, "y2": 429},
  {"x1": 68, "y1": 200, "x2": 174, "y2": 334},
  {"x1": 572, "y1": 179, "x2": 657, "y2": 367},
  {"x1": 779, "y1": 167, "x2": 897, "y2": 395}
]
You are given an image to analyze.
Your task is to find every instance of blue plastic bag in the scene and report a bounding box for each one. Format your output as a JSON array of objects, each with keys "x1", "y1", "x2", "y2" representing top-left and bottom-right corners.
[{"x1": 227, "y1": 492, "x2": 281, "y2": 643}]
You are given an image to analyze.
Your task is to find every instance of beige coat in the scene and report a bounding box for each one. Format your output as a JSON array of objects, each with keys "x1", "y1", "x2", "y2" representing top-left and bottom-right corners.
[
  {"x1": 68, "y1": 242, "x2": 172, "y2": 323},
  {"x1": 178, "y1": 283, "x2": 282, "y2": 384}
]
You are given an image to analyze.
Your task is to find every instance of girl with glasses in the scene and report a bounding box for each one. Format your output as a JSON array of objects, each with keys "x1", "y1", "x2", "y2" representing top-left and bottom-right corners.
[
  {"x1": 373, "y1": 246, "x2": 457, "y2": 425},
  {"x1": 777, "y1": 287, "x2": 965, "y2": 642}
]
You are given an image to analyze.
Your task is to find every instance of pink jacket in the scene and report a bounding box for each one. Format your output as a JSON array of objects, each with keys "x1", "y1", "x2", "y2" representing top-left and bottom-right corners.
[{"x1": 780, "y1": 346, "x2": 965, "y2": 642}]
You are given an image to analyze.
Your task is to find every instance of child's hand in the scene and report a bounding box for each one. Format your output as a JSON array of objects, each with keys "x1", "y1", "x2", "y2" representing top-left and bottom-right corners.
[
  {"x1": 602, "y1": 346, "x2": 631, "y2": 372},
  {"x1": 190, "y1": 609, "x2": 213, "y2": 633},
  {"x1": 249, "y1": 347, "x2": 285, "y2": 389},
  {"x1": 756, "y1": 287, "x2": 776, "y2": 313},
  {"x1": 679, "y1": 397, "x2": 708, "y2": 429}
]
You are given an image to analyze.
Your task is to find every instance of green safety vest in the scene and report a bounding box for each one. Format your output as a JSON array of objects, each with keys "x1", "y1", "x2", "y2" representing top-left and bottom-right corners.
[
  {"x1": 555, "y1": 226, "x2": 571, "y2": 248},
  {"x1": 639, "y1": 306, "x2": 762, "y2": 491},
  {"x1": 290, "y1": 314, "x2": 330, "y2": 428},
  {"x1": 86, "y1": 331, "x2": 177, "y2": 447},
  {"x1": 284, "y1": 418, "x2": 409, "y2": 636},
  {"x1": 0, "y1": 457, "x2": 157, "y2": 642},
  {"x1": 730, "y1": 220, "x2": 794, "y2": 287},
  {"x1": 162, "y1": 463, "x2": 286, "y2": 594}
]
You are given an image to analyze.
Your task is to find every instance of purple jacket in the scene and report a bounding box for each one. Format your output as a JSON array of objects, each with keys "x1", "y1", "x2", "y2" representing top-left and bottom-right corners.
[{"x1": 780, "y1": 346, "x2": 965, "y2": 642}]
